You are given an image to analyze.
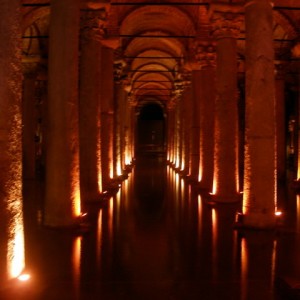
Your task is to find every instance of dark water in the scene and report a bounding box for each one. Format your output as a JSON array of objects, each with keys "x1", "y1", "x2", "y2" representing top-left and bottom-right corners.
[{"x1": 2, "y1": 155, "x2": 300, "y2": 299}]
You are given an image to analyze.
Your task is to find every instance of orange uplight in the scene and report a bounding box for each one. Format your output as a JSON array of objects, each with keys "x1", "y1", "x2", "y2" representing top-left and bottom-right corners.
[
  {"x1": 275, "y1": 211, "x2": 282, "y2": 216},
  {"x1": 7, "y1": 194, "x2": 25, "y2": 279},
  {"x1": 97, "y1": 125, "x2": 103, "y2": 193},
  {"x1": 210, "y1": 178, "x2": 217, "y2": 195},
  {"x1": 18, "y1": 273, "x2": 31, "y2": 281},
  {"x1": 73, "y1": 185, "x2": 81, "y2": 217}
]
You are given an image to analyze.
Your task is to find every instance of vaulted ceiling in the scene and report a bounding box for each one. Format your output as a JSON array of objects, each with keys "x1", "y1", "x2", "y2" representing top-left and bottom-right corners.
[{"x1": 22, "y1": 0, "x2": 300, "y2": 109}]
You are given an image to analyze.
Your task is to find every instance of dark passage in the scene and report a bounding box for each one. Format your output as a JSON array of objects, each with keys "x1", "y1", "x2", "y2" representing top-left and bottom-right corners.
[{"x1": 2, "y1": 155, "x2": 300, "y2": 300}]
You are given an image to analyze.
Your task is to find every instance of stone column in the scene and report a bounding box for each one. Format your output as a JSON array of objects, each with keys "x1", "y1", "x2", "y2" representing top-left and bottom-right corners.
[
  {"x1": 189, "y1": 70, "x2": 201, "y2": 181},
  {"x1": 167, "y1": 102, "x2": 176, "y2": 164},
  {"x1": 22, "y1": 62, "x2": 38, "y2": 180},
  {"x1": 100, "y1": 46, "x2": 115, "y2": 190},
  {"x1": 275, "y1": 63, "x2": 286, "y2": 187},
  {"x1": 44, "y1": 0, "x2": 81, "y2": 227},
  {"x1": 79, "y1": 9, "x2": 105, "y2": 203},
  {"x1": 0, "y1": 0, "x2": 24, "y2": 280},
  {"x1": 181, "y1": 85, "x2": 192, "y2": 174},
  {"x1": 192, "y1": 41, "x2": 216, "y2": 191},
  {"x1": 211, "y1": 13, "x2": 241, "y2": 202},
  {"x1": 242, "y1": 0, "x2": 277, "y2": 228}
]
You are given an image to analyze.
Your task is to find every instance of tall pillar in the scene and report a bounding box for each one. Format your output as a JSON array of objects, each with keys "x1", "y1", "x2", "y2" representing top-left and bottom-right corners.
[
  {"x1": 22, "y1": 62, "x2": 38, "y2": 180},
  {"x1": 44, "y1": 0, "x2": 81, "y2": 226},
  {"x1": 0, "y1": 0, "x2": 25, "y2": 280},
  {"x1": 79, "y1": 9, "x2": 105, "y2": 203},
  {"x1": 242, "y1": 0, "x2": 277, "y2": 228},
  {"x1": 275, "y1": 63, "x2": 286, "y2": 187},
  {"x1": 101, "y1": 46, "x2": 115, "y2": 190},
  {"x1": 211, "y1": 13, "x2": 241, "y2": 201},
  {"x1": 192, "y1": 41, "x2": 216, "y2": 191}
]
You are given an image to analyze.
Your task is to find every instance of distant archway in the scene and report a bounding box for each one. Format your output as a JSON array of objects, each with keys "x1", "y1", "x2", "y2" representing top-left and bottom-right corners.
[{"x1": 136, "y1": 103, "x2": 166, "y2": 155}]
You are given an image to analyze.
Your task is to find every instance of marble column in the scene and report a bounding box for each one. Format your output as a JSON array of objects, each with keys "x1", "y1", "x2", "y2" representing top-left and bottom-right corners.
[
  {"x1": 211, "y1": 14, "x2": 241, "y2": 202},
  {"x1": 44, "y1": 0, "x2": 81, "y2": 227},
  {"x1": 242, "y1": 0, "x2": 277, "y2": 228},
  {"x1": 22, "y1": 63, "x2": 38, "y2": 180},
  {"x1": 193, "y1": 42, "x2": 216, "y2": 191},
  {"x1": 167, "y1": 102, "x2": 175, "y2": 164},
  {"x1": 0, "y1": 0, "x2": 24, "y2": 280},
  {"x1": 79, "y1": 10, "x2": 104, "y2": 203},
  {"x1": 100, "y1": 46, "x2": 115, "y2": 190}
]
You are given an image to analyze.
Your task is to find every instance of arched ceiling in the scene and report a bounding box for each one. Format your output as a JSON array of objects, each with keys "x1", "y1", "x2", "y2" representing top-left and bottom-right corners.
[{"x1": 21, "y1": 0, "x2": 300, "y2": 108}]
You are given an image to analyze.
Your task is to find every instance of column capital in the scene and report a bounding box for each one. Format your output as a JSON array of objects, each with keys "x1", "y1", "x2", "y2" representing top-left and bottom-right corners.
[
  {"x1": 190, "y1": 40, "x2": 216, "y2": 70},
  {"x1": 80, "y1": 9, "x2": 107, "y2": 43},
  {"x1": 211, "y1": 13, "x2": 242, "y2": 39}
]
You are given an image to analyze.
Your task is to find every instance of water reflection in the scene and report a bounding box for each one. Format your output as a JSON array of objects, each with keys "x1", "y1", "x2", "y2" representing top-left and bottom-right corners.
[{"x1": 3, "y1": 156, "x2": 300, "y2": 299}]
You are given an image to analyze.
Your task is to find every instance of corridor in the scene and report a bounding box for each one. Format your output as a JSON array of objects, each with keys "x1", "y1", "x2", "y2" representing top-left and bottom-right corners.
[{"x1": 1, "y1": 154, "x2": 300, "y2": 300}]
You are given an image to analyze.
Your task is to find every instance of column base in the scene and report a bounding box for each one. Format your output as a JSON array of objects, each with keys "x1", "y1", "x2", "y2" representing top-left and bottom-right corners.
[{"x1": 235, "y1": 211, "x2": 279, "y2": 230}]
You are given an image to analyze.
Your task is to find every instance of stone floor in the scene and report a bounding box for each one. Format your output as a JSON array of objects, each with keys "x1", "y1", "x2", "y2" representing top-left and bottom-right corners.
[{"x1": 1, "y1": 154, "x2": 300, "y2": 299}]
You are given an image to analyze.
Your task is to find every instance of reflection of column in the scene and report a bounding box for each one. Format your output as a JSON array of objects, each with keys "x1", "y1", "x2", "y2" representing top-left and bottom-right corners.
[
  {"x1": 22, "y1": 63, "x2": 38, "y2": 179},
  {"x1": 242, "y1": 0, "x2": 276, "y2": 228},
  {"x1": 101, "y1": 46, "x2": 115, "y2": 190},
  {"x1": 44, "y1": 0, "x2": 81, "y2": 226},
  {"x1": 167, "y1": 103, "x2": 175, "y2": 164},
  {"x1": 192, "y1": 41, "x2": 216, "y2": 190},
  {"x1": 79, "y1": 9, "x2": 105, "y2": 202},
  {"x1": 211, "y1": 14, "x2": 241, "y2": 201},
  {"x1": 0, "y1": 0, "x2": 24, "y2": 280}
]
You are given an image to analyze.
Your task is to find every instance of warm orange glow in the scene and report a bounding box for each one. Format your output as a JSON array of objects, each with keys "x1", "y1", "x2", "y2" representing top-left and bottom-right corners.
[
  {"x1": 271, "y1": 240, "x2": 277, "y2": 290},
  {"x1": 7, "y1": 198, "x2": 25, "y2": 279},
  {"x1": 275, "y1": 211, "x2": 282, "y2": 216},
  {"x1": 115, "y1": 191, "x2": 121, "y2": 230},
  {"x1": 97, "y1": 122, "x2": 102, "y2": 193},
  {"x1": 18, "y1": 273, "x2": 31, "y2": 281},
  {"x1": 297, "y1": 195, "x2": 300, "y2": 232},
  {"x1": 97, "y1": 209, "x2": 103, "y2": 264},
  {"x1": 211, "y1": 208, "x2": 217, "y2": 281},
  {"x1": 198, "y1": 163, "x2": 203, "y2": 182},
  {"x1": 73, "y1": 185, "x2": 81, "y2": 217},
  {"x1": 210, "y1": 178, "x2": 217, "y2": 195},
  {"x1": 198, "y1": 195, "x2": 202, "y2": 234},
  {"x1": 241, "y1": 238, "x2": 248, "y2": 300},
  {"x1": 72, "y1": 236, "x2": 81, "y2": 298}
]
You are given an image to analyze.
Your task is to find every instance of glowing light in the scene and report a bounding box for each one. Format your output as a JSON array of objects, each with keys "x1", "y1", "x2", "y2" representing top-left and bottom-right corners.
[
  {"x1": 210, "y1": 178, "x2": 217, "y2": 195},
  {"x1": 72, "y1": 237, "x2": 81, "y2": 298},
  {"x1": 211, "y1": 208, "x2": 217, "y2": 281},
  {"x1": 198, "y1": 163, "x2": 203, "y2": 182},
  {"x1": 7, "y1": 204, "x2": 25, "y2": 279},
  {"x1": 275, "y1": 211, "x2": 282, "y2": 216},
  {"x1": 97, "y1": 209, "x2": 103, "y2": 264},
  {"x1": 18, "y1": 273, "x2": 31, "y2": 281},
  {"x1": 241, "y1": 238, "x2": 248, "y2": 300},
  {"x1": 97, "y1": 122, "x2": 102, "y2": 193},
  {"x1": 73, "y1": 185, "x2": 81, "y2": 217}
]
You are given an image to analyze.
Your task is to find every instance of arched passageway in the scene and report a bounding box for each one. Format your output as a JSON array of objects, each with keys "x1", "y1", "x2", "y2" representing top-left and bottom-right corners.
[{"x1": 136, "y1": 103, "x2": 166, "y2": 155}]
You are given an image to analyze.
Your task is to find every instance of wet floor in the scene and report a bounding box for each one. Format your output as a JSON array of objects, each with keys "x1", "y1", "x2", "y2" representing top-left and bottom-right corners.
[{"x1": 2, "y1": 154, "x2": 300, "y2": 299}]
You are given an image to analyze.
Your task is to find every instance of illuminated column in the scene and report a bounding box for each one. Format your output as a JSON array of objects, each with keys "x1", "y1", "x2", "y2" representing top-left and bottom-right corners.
[
  {"x1": 79, "y1": 9, "x2": 105, "y2": 202},
  {"x1": 242, "y1": 0, "x2": 277, "y2": 228},
  {"x1": 0, "y1": 0, "x2": 25, "y2": 280},
  {"x1": 192, "y1": 41, "x2": 216, "y2": 191},
  {"x1": 22, "y1": 62, "x2": 38, "y2": 180},
  {"x1": 211, "y1": 14, "x2": 241, "y2": 201},
  {"x1": 275, "y1": 63, "x2": 286, "y2": 187},
  {"x1": 114, "y1": 73, "x2": 126, "y2": 177},
  {"x1": 100, "y1": 46, "x2": 115, "y2": 190},
  {"x1": 44, "y1": 0, "x2": 81, "y2": 226},
  {"x1": 182, "y1": 85, "x2": 192, "y2": 174},
  {"x1": 167, "y1": 102, "x2": 175, "y2": 163},
  {"x1": 189, "y1": 70, "x2": 201, "y2": 181}
]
